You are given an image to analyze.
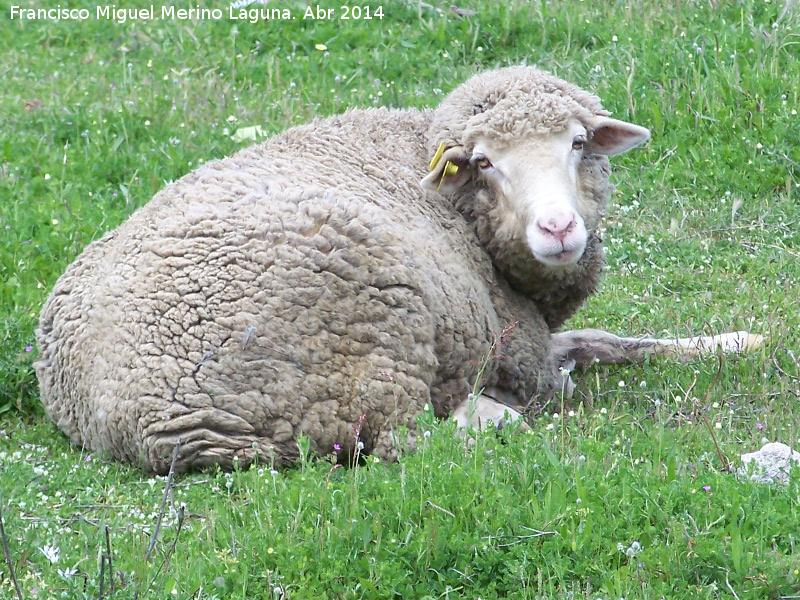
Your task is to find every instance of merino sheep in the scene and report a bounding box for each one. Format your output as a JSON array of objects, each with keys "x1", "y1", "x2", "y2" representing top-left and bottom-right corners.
[{"x1": 36, "y1": 66, "x2": 760, "y2": 473}]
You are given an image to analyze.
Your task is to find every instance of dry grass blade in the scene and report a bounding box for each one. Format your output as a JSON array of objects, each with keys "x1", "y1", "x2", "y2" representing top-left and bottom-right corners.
[
  {"x1": 0, "y1": 500, "x2": 23, "y2": 600},
  {"x1": 146, "y1": 438, "x2": 182, "y2": 561},
  {"x1": 146, "y1": 504, "x2": 186, "y2": 598}
]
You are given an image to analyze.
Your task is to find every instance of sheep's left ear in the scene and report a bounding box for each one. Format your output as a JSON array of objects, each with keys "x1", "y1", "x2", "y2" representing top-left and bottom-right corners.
[
  {"x1": 586, "y1": 116, "x2": 650, "y2": 156},
  {"x1": 420, "y1": 145, "x2": 472, "y2": 194}
]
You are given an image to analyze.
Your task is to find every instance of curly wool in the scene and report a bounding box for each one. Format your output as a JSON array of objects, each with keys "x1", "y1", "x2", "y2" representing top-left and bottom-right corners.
[
  {"x1": 37, "y1": 67, "x2": 617, "y2": 473},
  {"x1": 427, "y1": 65, "x2": 608, "y2": 155}
]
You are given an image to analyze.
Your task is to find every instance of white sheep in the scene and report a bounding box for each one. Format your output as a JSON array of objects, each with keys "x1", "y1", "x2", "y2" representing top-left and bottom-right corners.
[{"x1": 35, "y1": 66, "x2": 761, "y2": 473}]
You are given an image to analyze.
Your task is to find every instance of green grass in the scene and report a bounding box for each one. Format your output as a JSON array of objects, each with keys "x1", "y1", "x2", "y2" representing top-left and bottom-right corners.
[{"x1": 1, "y1": 0, "x2": 799, "y2": 598}]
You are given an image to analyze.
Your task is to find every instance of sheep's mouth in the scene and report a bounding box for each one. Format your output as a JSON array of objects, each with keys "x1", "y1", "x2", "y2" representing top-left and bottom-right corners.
[
  {"x1": 534, "y1": 246, "x2": 584, "y2": 268},
  {"x1": 529, "y1": 231, "x2": 587, "y2": 266}
]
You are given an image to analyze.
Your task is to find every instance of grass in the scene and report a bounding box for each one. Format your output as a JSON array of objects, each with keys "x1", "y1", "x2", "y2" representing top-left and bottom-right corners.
[{"x1": 1, "y1": 0, "x2": 799, "y2": 598}]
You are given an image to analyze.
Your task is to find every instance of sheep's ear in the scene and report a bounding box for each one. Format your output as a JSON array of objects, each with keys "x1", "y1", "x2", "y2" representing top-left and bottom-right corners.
[
  {"x1": 587, "y1": 116, "x2": 650, "y2": 156},
  {"x1": 421, "y1": 145, "x2": 472, "y2": 194}
]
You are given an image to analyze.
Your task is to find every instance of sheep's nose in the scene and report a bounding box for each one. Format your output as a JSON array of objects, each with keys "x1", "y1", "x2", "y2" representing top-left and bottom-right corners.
[{"x1": 536, "y1": 213, "x2": 577, "y2": 241}]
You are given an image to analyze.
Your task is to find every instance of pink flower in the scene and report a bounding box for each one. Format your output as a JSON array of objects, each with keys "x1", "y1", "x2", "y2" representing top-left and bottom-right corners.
[
  {"x1": 756, "y1": 422, "x2": 764, "y2": 430},
  {"x1": 702, "y1": 485, "x2": 711, "y2": 492},
  {"x1": 25, "y1": 346, "x2": 33, "y2": 352},
  {"x1": 333, "y1": 444, "x2": 341, "y2": 451}
]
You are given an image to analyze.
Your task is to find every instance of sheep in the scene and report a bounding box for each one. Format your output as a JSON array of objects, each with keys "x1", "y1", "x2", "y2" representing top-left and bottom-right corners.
[{"x1": 35, "y1": 66, "x2": 761, "y2": 473}]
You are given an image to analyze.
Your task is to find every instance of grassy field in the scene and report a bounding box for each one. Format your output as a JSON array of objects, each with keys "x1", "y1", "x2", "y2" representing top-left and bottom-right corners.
[{"x1": 1, "y1": 0, "x2": 799, "y2": 598}]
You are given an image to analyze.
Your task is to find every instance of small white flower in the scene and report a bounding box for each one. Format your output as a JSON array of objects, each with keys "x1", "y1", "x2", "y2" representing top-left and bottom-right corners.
[
  {"x1": 39, "y1": 545, "x2": 60, "y2": 564},
  {"x1": 57, "y1": 566, "x2": 77, "y2": 578}
]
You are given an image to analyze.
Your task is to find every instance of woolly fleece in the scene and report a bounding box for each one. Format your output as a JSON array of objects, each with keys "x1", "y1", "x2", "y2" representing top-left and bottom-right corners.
[{"x1": 37, "y1": 67, "x2": 617, "y2": 473}]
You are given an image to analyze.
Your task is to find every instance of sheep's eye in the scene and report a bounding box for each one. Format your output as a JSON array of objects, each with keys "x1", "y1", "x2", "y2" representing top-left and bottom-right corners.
[
  {"x1": 572, "y1": 137, "x2": 587, "y2": 151},
  {"x1": 473, "y1": 155, "x2": 492, "y2": 170}
]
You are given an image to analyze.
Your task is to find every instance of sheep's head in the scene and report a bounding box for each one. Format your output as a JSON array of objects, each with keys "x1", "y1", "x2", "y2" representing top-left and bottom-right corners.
[{"x1": 422, "y1": 66, "x2": 649, "y2": 269}]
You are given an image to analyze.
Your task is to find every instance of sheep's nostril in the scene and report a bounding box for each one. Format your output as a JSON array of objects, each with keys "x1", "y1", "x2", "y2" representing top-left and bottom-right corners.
[{"x1": 537, "y1": 214, "x2": 576, "y2": 241}]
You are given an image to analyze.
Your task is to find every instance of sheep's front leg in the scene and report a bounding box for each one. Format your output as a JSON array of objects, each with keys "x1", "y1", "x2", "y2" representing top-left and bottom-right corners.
[
  {"x1": 451, "y1": 391, "x2": 529, "y2": 432},
  {"x1": 451, "y1": 365, "x2": 575, "y2": 433},
  {"x1": 551, "y1": 329, "x2": 764, "y2": 367}
]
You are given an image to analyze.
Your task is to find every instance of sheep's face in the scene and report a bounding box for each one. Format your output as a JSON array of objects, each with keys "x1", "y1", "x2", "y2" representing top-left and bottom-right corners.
[
  {"x1": 422, "y1": 115, "x2": 650, "y2": 269},
  {"x1": 470, "y1": 120, "x2": 591, "y2": 267}
]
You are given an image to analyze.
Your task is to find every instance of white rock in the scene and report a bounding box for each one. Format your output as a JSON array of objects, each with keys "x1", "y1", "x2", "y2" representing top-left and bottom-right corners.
[{"x1": 738, "y1": 442, "x2": 800, "y2": 485}]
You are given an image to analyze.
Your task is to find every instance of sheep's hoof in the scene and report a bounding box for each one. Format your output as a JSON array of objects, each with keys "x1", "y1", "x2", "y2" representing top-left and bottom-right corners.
[
  {"x1": 683, "y1": 330, "x2": 765, "y2": 354},
  {"x1": 451, "y1": 391, "x2": 530, "y2": 433}
]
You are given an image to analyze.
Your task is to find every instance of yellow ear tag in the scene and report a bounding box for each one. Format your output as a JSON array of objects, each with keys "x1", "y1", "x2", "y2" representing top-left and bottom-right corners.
[
  {"x1": 436, "y1": 161, "x2": 459, "y2": 191},
  {"x1": 429, "y1": 142, "x2": 446, "y2": 171}
]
